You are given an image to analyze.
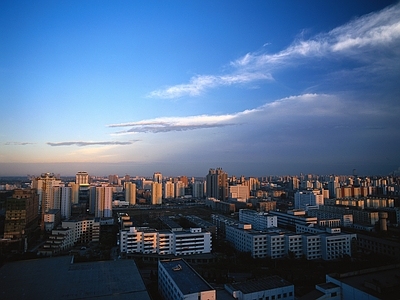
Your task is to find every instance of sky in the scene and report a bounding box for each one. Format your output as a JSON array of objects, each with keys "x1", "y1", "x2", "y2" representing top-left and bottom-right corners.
[{"x1": 1, "y1": 0, "x2": 400, "y2": 177}]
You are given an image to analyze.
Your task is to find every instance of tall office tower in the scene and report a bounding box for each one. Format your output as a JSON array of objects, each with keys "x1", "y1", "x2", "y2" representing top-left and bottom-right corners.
[
  {"x1": 192, "y1": 181, "x2": 205, "y2": 198},
  {"x1": 89, "y1": 186, "x2": 97, "y2": 214},
  {"x1": 151, "y1": 182, "x2": 162, "y2": 205},
  {"x1": 95, "y1": 186, "x2": 113, "y2": 218},
  {"x1": 108, "y1": 174, "x2": 119, "y2": 185},
  {"x1": 153, "y1": 172, "x2": 162, "y2": 183},
  {"x1": 4, "y1": 189, "x2": 39, "y2": 246},
  {"x1": 60, "y1": 186, "x2": 72, "y2": 219},
  {"x1": 31, "y1": 172, "x2": 62, "y2": 214},
  {"x1": 124, "y1": 182, "x2": 137, "y2": 205},
  {"x1": 289, "y1": 177, "x2": 300, "y2": 190},
  {"x1": 328, "y1": 176, "x2": 339, "y2": 198},
  {"x1": 76, "y1": 171, "x2": 89, "y2": 185},
  {"x1": 174, "y1": 181, "x2": 185, "y2": 198},
  {"x1": 69, "y1": 182, "x2": 80, "y2": 204},
  {"x1": 206, "y1": 168, "x2": 228, "y2": 200},
  {"x1": 164, "y1": 181, "x2": 175, "y2": 199},
  {"x1": 248, "y1": 177, "x2": 260, "y2": 191}
]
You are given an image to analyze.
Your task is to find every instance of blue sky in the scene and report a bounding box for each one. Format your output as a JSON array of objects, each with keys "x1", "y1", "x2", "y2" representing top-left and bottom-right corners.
[{"x1": 1, "y1": 0, "x2": 400, "y2": 177}]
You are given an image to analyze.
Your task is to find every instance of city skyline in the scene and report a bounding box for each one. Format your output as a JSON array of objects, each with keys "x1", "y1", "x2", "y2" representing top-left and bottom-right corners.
[{"x1": 1, "y1": 1, "x2": 400, "y2": 177}]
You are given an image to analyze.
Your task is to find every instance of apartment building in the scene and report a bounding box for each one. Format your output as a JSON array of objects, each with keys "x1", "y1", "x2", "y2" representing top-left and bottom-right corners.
[
  {"x1": 239, "y1": 209, "x2": 277, "y2": 231},
  {"x1": 119, "y1": 227, "x2": 212, "y2": 256},
  {"x1": 62, "y1": 218, "x2": 100, "y2": 244}
]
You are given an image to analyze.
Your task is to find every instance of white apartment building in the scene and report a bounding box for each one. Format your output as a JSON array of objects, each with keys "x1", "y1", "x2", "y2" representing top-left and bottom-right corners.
[
  {"x1": 192, "y1": 181, "x2": 205, "y2": 198},
  {"x1": 302, "y1": 234, "x2": 322, "y2": 260},
  {"x1": 226, "y1": 223, "x2": 271, "y2": 258},
  {"x1": 120, "y1": 227, "x2": 212, "y2": 256},
  {"x1": 158, "y1": 259, "x2": 216, "y2": 300},
  {"x1": 267, "y1": 233, "x2": 286, "y2": 259},
  {"x1": 62, "y1": 219, "x2": 100, "y2": 244},
  {"x1": 239, "y1": 209, "x2": 277, "y2": 231},
  {"x1": 285, "y1": 234, "x2": 303, "y2": 259},
  {"x1": 226, "y1": 223, "x2": 356, "y2": 261}
]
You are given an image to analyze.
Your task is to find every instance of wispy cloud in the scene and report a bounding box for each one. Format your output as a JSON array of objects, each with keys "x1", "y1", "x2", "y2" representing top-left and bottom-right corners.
[
  {"x1": 148, "y1": 72, "x2": 271, "y2": 98},
  {"x1": 47, "y1": 140, "x2": 139, "y2": 147},
  {"x1": 232, "y1": 2, "x2": 400, "y2": 69},
  {"x1": 109, "y1": 93, "x2": 349, "y2": 134},
  {"x1": 4, "y1": 142, "x2": 35, "y2": 146},
  {"x1": 108, "y1": 114, "x2": 238, "y2": 134},
  {"x1": 150, "y1": 3, "x2": 400, "y2": 99}
]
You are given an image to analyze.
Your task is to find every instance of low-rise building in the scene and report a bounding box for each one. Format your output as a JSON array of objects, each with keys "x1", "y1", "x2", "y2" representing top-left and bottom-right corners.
[{"x1": 158, "y1": 258, "x2": 216, "y2": 300}]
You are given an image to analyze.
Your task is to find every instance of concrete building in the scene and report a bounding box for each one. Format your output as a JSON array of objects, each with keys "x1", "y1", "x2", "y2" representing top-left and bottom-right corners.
[
  {"x1": 75, "y1": 171, "x2": 89, "y2": 185},
  {"x1": 95, "y1": 186, "x2": 113, "y2": 218},
  {"x1": 43, "y1": 209, "x2": 61, "y2": 231},
  {"x1": 151, "y1": 182, "x2": 162, "y2": 204},
  {"x1": 158, "y1": 258, "x2": 216, "y2": 300},
  {"x1": 206, "y1": 168, "x2": 228, "y2": 200},
  {"x1": 153, "y1": 172, "x2": 162, "y2": 183},
  {"x1": 268, "y1": 210, "x2": 318, "y2": 229},
  {"x1": 174, "y1": 181, "x2": 185, "y2": 198},
  {"x1": 60, "y1": 186, "x2": 71, "y2": 219},
  {"x1": 3, "y1": 189, "x2": 39, "y2": 246},
  {"x1": 294, "y1": 190, "x2": 324, "y2": 210},
  {"x1": 62, "y1": 218, "x2": 100, "y2": 244},
  {"x1": 119, "y1": 227, "x2": 212, "y2": 256},
  {"x1": 225, "y1": 275, "x2": 294, "y2": 300},
  {"x1": 164, "y1": 181, "x2": 175, "y2": 199},
  {"x1": 124, "y1": 182, "x2": 136, "y2": 205},
  {"x1": 239, "y1": 209, "x2": 277, "y2": 231},
  {"x1": 192, "y1": 181, "x2": 205, "y2": 198},
  {"x1": 229, "y1": 185, "x2": 250, "y2": 202},
  {"x1": 31, "y1": 172, "x2": 62, "y2": 214}
]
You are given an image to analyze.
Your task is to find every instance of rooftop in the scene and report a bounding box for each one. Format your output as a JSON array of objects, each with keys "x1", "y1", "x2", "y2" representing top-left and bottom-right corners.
[
  {"x1": 0, "y1": 256, "x2": 150, "y2": 300},
  {"x1": 229, "y1": 275, "x2": 293, "y2": 294},
  {"x1": 159, "y1": 258, "x2": 213, "y2": 295}
]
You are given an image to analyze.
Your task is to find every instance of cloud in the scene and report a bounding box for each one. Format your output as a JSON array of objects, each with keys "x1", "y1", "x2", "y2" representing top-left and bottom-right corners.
[
  {"x1": 47, "y1": 140, "x2": 139, "y2": 147},
  {"x1": 148, "y1": 72, "x2": 272, "y2": 99},
  {"x1": 108, "y1": 114, "x2": 238, "y2": 134},
  {"x1": 233, "y1": 2, "x2": 400, "y2": 69},
  {"x1": 4, "y1": 142, "x2": 35, "y2": 146},
  {"x1": 109, "y1": 93, "x2": 350, "y2": 134},
  {"x1": 149, "y1": 3, "x2": 400, "y2": 99}
]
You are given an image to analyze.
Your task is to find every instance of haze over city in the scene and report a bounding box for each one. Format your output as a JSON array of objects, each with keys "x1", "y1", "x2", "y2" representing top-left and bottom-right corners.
[{"x1": 1, "y1": 1, "x2": 400, "y2": 177}]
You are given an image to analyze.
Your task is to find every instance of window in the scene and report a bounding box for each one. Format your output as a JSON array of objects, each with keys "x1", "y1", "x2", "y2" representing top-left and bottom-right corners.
[{"x1": 331, "y1": 292, "x2": 337, "y2": 297}]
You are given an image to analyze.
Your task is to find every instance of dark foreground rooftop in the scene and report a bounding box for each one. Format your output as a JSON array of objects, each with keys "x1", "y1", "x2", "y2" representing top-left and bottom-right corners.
[{"x1": 0, "y1": 256, "x2": 150, "y2": 300}]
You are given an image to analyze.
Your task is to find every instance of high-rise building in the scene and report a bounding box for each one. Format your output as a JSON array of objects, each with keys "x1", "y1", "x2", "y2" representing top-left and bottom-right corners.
[
  {"x1": 153, "y1": 172, "x2": 162, "y2": 183},
  {"x1": 174, "y1": 181, "x2": 185, "y2": 198},
  {"x1": 75, "y1": 171, "x2": 89, "y2": 185},
  {"x1": 60, "y1": 186, "x2": 71, "y2": 219},
  {"x1": 4, "y1": 189, "x2": 39, "y2": 250},
  {"x1": 294, "y1": 190, "x2": 324, "y2": 210},
  {"x1": 31, "y1": 173, "x2": 62, "y2": 214},
  {"x1": 124, "y1": 182, "x2": 136, "y2": 205},
  {"x1": 164, "y1": 181, "x2": 175, "y2": 199},
  {"x1": 108, "y1": 174, "x2": 119, "y2": 185},
  {"x1": 192, "y1": 181, "x2": 205, "y2": 198},
  {"x1": 151, "y1": 182, "x2": 162, "y2": 205},
  {"x1": 95, "y1": 186, "x2": 113, "y2": 218},
  {"x1": 206, "y1": 168, "x2": 228, "y2": 200}
]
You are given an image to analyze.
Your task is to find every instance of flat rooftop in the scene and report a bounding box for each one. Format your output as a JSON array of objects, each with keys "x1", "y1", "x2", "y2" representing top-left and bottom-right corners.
[
  {"x1": 229, "y1": 275, "x2": 293, "y2": 294},
  {"x1": 0, "y1": 256, "x2": 150, "y2": 300},
  {"x1": 159, "y1": 259, "x2": 213, "y2": 295}
]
